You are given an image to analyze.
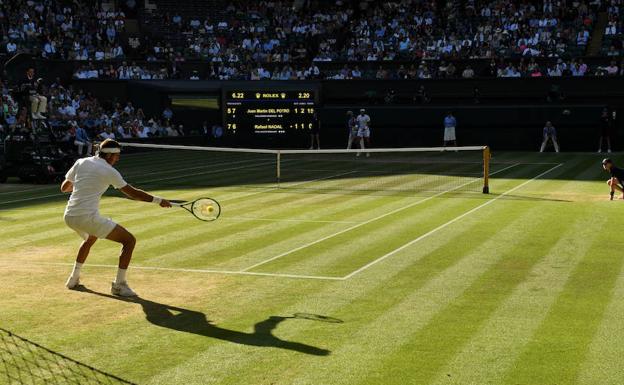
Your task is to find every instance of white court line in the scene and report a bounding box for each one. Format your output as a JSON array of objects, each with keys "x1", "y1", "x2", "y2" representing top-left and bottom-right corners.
[
  {"x1": 241, "y1": 163, "x2": 522, "y2": 272},
  {"x1": 216, "y1": 170, "x2": 358, "y2": 203},
  {"x1": 0, "y1": 185, "x2": 55, "y2": 196},
  {"x1": 0, "y1": 158, "x2": 263, "y2": 197},
  {"x1": 223, "y1": 217, "x2": 361, "y2": 224},
  {"x1": 21, "y1": 211, "x2": 360, "y2": 224},
  {"x1": 138, "y1": 160, "x2": 276, "y2": 185},
  {"x1": 9, "y1": 262, "x2": 343, "y2": 281},
  {"x1": 0, "y1": 164, "x2": 561, "y2": 282},
  {"x1": 0, "y1": 170, "x2": 358, "y2": 213},
  {"x1": 0, "y1": 161, "x2": 559, "y2": 197},
  {"x1": 341, "y1": 163, "x2": 564, "y2": 280},
  {"x1": 492, "y1": 162, "x2": 561, "y2": 165},
  {"x1": 126, "y1": 157, "x2": 261, "y2": 178},
  {"x1": 0, "y1": 160, "x2": 277, "y2": 206}
]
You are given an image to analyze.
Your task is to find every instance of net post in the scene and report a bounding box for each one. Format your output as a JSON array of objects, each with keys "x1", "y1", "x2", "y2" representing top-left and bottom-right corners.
[
  {"x1": 276, "y1": 150, "x2": 281, "y2": 187},
  {"x1": 482, "y1": 146, "x2": 490, "y2": 194}
]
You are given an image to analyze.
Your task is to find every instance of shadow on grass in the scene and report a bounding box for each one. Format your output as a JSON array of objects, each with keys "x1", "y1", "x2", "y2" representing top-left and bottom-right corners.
[{"x1": 76, "y1": 286, "x2": 333, "y2": 356}]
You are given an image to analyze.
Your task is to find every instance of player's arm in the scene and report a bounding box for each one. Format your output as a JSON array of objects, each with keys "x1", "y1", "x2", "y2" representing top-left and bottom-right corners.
[
  {"x1": 60, "y1": 179, "x2": 73, "y2": 193},
  {"x1": 61, "y1": 162, "x2": 78, "y2": 193},
  {"x1": 119, "y1": 184, "x2": 172, "y2": 207}
]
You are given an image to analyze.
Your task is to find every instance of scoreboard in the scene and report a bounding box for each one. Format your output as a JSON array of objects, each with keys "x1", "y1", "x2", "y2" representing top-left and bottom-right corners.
[{"x1": 223, "y1": 90, "x2": 317, "y2": 135}]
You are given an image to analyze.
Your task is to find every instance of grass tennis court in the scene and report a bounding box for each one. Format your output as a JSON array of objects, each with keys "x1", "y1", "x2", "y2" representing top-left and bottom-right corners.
[{"x1": 1, "y1": 150, "x2": 623, "y2": 385}]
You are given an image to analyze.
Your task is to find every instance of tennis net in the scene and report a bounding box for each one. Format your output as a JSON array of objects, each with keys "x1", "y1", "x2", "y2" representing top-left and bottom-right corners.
[
  {"x1": 0, "y1": 327, "x2": 135, "y2": 385},
  {"x1": 117, "y1": 143, "x2": 491, "y2": 194}
]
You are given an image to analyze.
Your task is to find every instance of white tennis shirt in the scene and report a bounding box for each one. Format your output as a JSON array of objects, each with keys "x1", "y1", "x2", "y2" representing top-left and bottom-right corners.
[
  {"x1": 64, "y1": 156, "x2": 127, "y2": 217},
  {"x1": 356, "y1": 114, "x2": 370, "y2": 129}
]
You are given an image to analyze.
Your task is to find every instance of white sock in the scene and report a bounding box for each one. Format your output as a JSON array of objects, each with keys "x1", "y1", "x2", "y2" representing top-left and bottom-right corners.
[
  {"x1": 71, "y1": 262, "x2": 83, "y2": 277},
  {"x1": 115, "y1": 268, "x2": 127, "y2": 284}
]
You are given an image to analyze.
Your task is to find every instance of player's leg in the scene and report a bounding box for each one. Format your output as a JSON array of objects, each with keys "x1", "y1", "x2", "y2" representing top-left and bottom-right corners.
[
  {"x1": 552, "y1": 136, "x2": 560, "y2": 152},
  {"x1": 66, "y1": 235, "x2": 97, "y2": 289},
  {"x1": 29, "y1": 95, "x2": 40, "y2": 119},
  {"x1": 614, "y1": 178, "x2": 624, "y2": 193},
  {"x1": 315, "y1": 134, "x2": 320, "y2": 149},
  {"x1": 598, "y1": 136, "x2": 604, "y2": 153},
  {"x1": 607, "y1": 177, "x2": 624, "y2": 193},
  {"x1": 74, "y1": 140, "x2": 84, "y2": 156},
  {"x1": 356, "y1": 134, "x2": 363, "y2": 156},
  {"x1": 36, "y1": 95, "x2": 47, "y2": 115},
  {"x1": 540, "y1": 137, "x2": 548, "y2": 152},
  {"x1": 450, "y1": 127, "x2": 457, "y2": 149},
  {"x1": 347, "y1": 133, "x2": 353, "y2": 149},
  {"x1": 106, "y1": 224, "x2": 138, "y2": 296},
  {"x1": 364, "y1": 134, "x2": 371, "y2": 157}
]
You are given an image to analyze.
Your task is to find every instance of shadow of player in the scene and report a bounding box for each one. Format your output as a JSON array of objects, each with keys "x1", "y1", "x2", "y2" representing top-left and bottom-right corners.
[{"x1": 77, "y1": 286, "x2": 331, "y2": 356}]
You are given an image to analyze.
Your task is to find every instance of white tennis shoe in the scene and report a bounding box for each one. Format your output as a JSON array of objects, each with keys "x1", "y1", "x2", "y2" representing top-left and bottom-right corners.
[
  {"x1": 111, "y1": 281, "x2": 138, "y2": 297},
  {"x1": 65, "y1": 275, "x2": 80, "y2": 289}
]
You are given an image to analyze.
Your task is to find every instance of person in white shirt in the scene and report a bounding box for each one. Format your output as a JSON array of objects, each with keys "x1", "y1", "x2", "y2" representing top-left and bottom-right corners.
[
  {"x1": 98, "y1": 126, "x2": 116, "y2": 140},
  {"x1": 355, "y1": 108, "x2": 371, "y2": 157},
  {"x1": 137, "y1": 124, "x2": 151, "y2": 138},
  {"x1": 61, "y1": 139, "x2": 171, "y2": 297}
]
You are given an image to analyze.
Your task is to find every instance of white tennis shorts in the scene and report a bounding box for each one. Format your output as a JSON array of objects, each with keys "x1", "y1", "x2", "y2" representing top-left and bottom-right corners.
[
  {"x1": 357, "y1": 128, "x2": 370, "y2": 138},
  {"x1": 444, "y1": 126, "x2": 456, "y2": 141},
  {"x1": 64, "y1": 213, "x2": 117, "y2": 240}
]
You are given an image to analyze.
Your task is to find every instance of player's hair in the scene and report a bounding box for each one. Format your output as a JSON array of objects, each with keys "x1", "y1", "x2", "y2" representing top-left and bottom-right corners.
[
  {"x1": 97, "y1": 139, "x2": 121, "y2": 157},
  {"x1": 602, "y1": 158, "x2": 613, "y2": 166}
]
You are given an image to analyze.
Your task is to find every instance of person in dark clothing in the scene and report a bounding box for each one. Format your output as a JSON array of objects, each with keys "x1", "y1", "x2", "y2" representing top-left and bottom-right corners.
[
  {"x1": 598, "y1": 107, "x2": 614, "y2": 153},
  {"x1": 413, "y1": 85, "x2": 430, "y2": 104},
  {"x1": 20, "y1": 67, "x2": 47, "y2": 120},
  {"x1": 346, "y1": 110, "x2": 357, "y2": 149},
  {"x1": 602, "y1": 158, "x2": 624, "y2": 200}
]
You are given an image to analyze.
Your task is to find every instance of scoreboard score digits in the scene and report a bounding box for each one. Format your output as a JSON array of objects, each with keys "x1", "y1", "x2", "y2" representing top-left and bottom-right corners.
[{"x1": 224, "y1": 90, "x2": 317, "y2": 135}]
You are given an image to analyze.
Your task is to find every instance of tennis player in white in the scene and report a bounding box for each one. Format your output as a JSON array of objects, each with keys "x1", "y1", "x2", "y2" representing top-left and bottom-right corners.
[
  {"x1": 356, "y1": 108, "x2": 371, "y2": 157},
  {"x1": 61, "y1": 139, "x2": 171, "y2": 296}
]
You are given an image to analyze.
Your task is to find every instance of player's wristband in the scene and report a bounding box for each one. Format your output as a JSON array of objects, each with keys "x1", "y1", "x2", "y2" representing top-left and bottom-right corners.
[{"x1": 152, "y1": 196, "x2": 162, "y2": 205}]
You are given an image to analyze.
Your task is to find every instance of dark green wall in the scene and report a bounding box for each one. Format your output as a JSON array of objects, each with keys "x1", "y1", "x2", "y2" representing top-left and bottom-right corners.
[{"x1": 70, "y1": 79, "x2": 620, "y2": 151}]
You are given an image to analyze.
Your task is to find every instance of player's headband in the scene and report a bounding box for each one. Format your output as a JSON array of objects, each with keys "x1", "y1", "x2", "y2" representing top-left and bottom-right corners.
[{"x1": 99, "y1": 147, "x2": 121, "y2": 154}]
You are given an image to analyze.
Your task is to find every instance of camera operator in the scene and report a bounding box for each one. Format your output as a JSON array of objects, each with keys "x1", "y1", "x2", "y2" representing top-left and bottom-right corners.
[{"x1": 20, "y1": 67, "x2": 47, "y2": 120}]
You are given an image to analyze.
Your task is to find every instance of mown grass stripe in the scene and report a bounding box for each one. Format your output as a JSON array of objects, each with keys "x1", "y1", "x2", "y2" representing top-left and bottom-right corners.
[
  {"x1": 576, "y1": 256, "x2": 624, "y2": 385},
  {"x1": 2, "y1": 162, "x2": 352, "y2": 238},
  {"x1": 353, "y1": 202, "x2": 568, "y2": 385},
  {"x1": 428, "y1": 205, "x2": 602, "y2": 385},
  {"x1": 225, "y1": 204, "x2": 546, "y2": 385},
  {"x1": 136, "y1": 191, "x2": 534, "y2": 385},
  {"x1": 260, "y1": 194, "x2": 476, "y2": 276},
  {"x1": 249, "y1": 163, "x2": 536, "y2": 275},
  {"x1": 138, "y1": 174, "x2": 452, "y2": 269},
  {"x1": 500, "y1": 211, "x2": 624, "y2": 385}
]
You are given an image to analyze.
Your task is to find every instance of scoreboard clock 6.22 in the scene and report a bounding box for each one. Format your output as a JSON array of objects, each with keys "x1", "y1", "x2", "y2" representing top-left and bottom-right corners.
[{"x1": 224, "y1": 90, "x2": 317, "y2": 135}]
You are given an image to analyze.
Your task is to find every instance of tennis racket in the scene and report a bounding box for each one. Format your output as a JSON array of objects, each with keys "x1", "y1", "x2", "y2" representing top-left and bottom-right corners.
[{"x1": 169, "y1": 197, "x2": 221, "y2": 221}]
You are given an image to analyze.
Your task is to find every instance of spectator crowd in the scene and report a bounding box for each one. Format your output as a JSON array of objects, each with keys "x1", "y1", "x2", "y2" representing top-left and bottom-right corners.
[
  {"x1": 0, "y1": 73, "x2": 209, "y2": 148},
  {"x1": 1, "y1": 0, "x2": 623, "y2": 81}
]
